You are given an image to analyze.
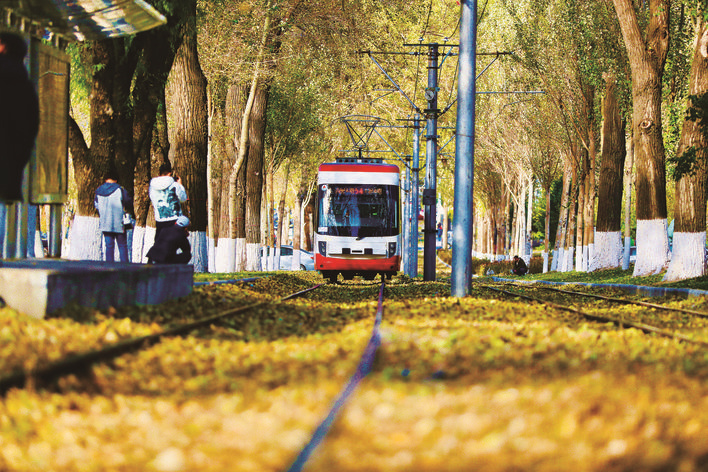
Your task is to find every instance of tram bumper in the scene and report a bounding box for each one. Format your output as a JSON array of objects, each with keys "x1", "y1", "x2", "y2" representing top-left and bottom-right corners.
[{"x1": 315, "y1": 254, "x2": 401, "y2": 272}]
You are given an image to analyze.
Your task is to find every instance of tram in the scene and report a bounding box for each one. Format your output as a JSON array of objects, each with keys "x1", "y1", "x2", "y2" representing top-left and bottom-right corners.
[{"x1": 314, "y1": 157, "x2": 401, "y2": 283}]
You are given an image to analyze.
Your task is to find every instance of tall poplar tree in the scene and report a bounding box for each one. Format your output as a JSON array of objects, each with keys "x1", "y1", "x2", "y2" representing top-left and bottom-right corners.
[
  {"x1": 664, "y1": 12, "x2": 708, "y2": 281},
  {"x1": 612, "y1": 0, "x2": 671, "y2": 276}
]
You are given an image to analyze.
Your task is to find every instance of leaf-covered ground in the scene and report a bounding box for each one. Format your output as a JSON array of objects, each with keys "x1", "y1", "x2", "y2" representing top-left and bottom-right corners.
[{"x1": 3, "y1": 260, "x2": 708, "y2": 471}]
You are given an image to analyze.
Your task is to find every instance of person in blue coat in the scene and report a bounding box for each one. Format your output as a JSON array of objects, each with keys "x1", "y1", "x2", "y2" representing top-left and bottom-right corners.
[{"x1": 94, "y1": 169, "x2": 133, "y2": 262}]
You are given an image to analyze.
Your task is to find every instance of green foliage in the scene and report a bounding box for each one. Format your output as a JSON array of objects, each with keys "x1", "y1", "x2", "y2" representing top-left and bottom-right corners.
[{"x1": 668, "y1": 91, "x2": 708, "y2": 180}]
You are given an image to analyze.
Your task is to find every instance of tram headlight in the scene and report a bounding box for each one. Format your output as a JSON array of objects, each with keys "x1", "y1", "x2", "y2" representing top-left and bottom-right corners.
[
  {"x1": 388, "y1": 242, "x2": 397, "y2": 258},
  {"x1": 318, "y1": 241, "x2": 327, "y2": 256}
]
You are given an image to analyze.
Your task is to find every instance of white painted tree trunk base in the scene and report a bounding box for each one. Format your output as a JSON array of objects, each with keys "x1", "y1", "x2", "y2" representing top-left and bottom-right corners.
[
  {"x1": 66, "y1": 215, "x2": 102, "y2": 261},
  {"x1": 542, "y1": 251, "x2": 549, "y2": 273},
  {"x1": 188, "y1": 231, "x2": 208, "y2": 273},
  {"x1": 246, "y1": 243, "x2": 261, "y2": 271},
  {"x1": 207, "y1": 238, "x2": 216, "y2": 273},
  {"x1": 235, "y1": 238, "x2": 247, "y2": 271},
  {"x1": 590, "y1": 231, "x2": 622, "y2": 271},
  {"x1": 633, "y1": 219, "x2": 670, "y2": 276},
  {"x1": 562, "y1": 247, "x2": 574, "y2": 272},
  {"x1": 551, "y1": 249, "x2": 559, "y2": 271},
  {"x1": 214, "y1": 238, "x2": 236, "y2": 273},
  {"x1": 663, "y1": 232, "x2": 706, "y2": 282},
  {"x1": 132, "y1": 226, "x2": 148, "y2": 263}
]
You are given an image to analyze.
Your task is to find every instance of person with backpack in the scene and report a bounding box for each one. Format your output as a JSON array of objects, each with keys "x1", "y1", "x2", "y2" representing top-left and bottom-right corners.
[{"x1": 149, "y1": 162, "x2": 188, "y2": 242}]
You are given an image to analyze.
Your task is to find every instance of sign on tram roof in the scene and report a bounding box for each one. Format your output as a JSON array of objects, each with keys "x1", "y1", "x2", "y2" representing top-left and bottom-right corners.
[{"x1": 0, "y1": 0, "x2": 166, "y2": 40}]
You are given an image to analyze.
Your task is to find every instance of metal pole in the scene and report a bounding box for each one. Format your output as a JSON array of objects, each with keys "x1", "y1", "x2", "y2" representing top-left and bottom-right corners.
[
  {"x1": 48, "y1": 205, "x2": 61, "y2": 258},
  {"x1": 423, "y1": 44, "x2": 438, "y2": 281},
  {"x1": 402, "y1": 157, "x2": 410, "y2": 276},
  {"x1": 15, "y1": 202, "x2": 28, "y2": 259},
  {"x1": 451, "y1": 0, "x2": 478, "y2": 297},
  {"x1": 410, "y1": 115, "x2": 421, "y2": 277}
]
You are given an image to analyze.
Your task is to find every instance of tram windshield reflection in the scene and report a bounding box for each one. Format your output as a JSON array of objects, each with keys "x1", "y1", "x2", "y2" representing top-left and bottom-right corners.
[{"x1": 318, "y1": 184, "x2": 399, "y2": 239}]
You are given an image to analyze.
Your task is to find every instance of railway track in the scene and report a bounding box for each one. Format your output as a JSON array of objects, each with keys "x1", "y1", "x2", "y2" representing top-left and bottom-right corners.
[
  {"x1": 0, "y1": 279, "x2": 325, "y2": 396},
  {"x1": 286, "y1": 278, "x2": 386, "y2": 472},
  {"x1": 480, "y1": 282, "x2": 708, "y2": 347}
]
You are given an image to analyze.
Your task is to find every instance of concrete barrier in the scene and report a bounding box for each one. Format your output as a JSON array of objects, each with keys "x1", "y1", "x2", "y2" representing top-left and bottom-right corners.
[{"x1": 0, "y1": 259, "x2": 193, "y2": 319}]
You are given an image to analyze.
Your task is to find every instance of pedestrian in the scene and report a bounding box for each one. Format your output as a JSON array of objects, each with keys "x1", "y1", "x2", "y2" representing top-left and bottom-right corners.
[
  {"x1": 146, "y1": 216, "x2": 191, "y2": 264},
  {"x1": 94, "y1": 169, "x2": 133, "y2": 263},
  {"x1": 149, "y1": 161, "x2": 188, "y2": 242},
  {"x1": 0, "y1": 31, "x2": 39, "y2": 202},
  {"x1": 511, "y1": 255, "x2": 528, "y2": 276}
]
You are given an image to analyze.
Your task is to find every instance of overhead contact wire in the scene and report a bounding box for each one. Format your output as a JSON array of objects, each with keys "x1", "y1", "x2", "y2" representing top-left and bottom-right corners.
[{"x1": 285, "y1": 280, "x2": 386, "y2": 472}]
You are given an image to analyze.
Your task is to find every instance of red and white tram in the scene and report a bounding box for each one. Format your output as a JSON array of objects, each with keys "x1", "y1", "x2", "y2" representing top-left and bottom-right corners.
[{"x1": 314, "y1": 158, "x2": 401, "y2": 283}]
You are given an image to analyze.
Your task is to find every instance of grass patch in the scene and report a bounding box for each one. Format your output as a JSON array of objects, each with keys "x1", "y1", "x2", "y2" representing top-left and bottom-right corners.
[{"x1": 437, "y1": 249, "x2": 708, "y2": 291}]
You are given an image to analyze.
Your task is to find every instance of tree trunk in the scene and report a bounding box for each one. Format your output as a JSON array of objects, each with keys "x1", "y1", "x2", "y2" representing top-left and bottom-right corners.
[
  {"x1": 216, "y1": 84, "x2": 244, "y2": 272},
  {"x1": 664, "y1": 20, "x2": 708, "y2": 281},
  {"x1": 552, "y1": 159, "x2": 572, "y2": 271},
  {"x1": 543, "y1": 186, "x2": 551, "y2": 273},
  {"x1": 564, "y1": 165, "x2": 578, "y2": 272},
  {"x1": 67, "y1": 39, "x2": 116, "y2": 261},
  {"x1": 292, "y1": 176, "x2": 305, "y2": 270},
  {"x1": 131, "y1": 28, "x2": 179, "y2": 263},
  {"x1": 581, "y1": 83, "x2": 597, "y2": 273},
  {"x1": 229, "y1": 0, "x2": 273, "y2": 248},
  {"x1": 245, "y1": 85, "x2": 268, "y2": 271},
  {"x1": 170, "y1": 13, "x2": 208, "y2": 271},
  {"x1": 613, "y1": 0, "x2": 671, "y2": 276},
  {"x1": 235, "y1": 159, "x2": 248, "y2": 272},
  {"x1": 622, "y1": 129, "x2": 635, "y2": 270},
  {"x1": 592, "y1": 75, "x2": 627, "y2": 271},
  {"x1": 575, "y1": 175, "x2": 584, "y2": 271},
  {"x1": 526, "y1": 176, "x2": 533, "y2": 262}
]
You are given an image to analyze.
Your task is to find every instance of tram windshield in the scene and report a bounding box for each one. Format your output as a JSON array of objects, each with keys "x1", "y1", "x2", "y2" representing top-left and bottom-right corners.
[{"x1": 317, "y1": 184, "x2": 399, "y2": 238}]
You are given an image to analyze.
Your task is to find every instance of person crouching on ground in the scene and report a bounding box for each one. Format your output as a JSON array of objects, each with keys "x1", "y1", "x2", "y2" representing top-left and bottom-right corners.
[
  {"x1": 512, "y1": 255, "x2": 528, "y2": 275},
  {"x1": 146, "y1": 216, "x2": 191, "y2": 264},
  {"x1": 94, "y1": 169, "x2": 133, "y2": 262}
]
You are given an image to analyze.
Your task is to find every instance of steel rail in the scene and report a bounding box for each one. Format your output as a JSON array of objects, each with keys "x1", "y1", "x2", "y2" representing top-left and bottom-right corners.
[
  {"x1": 531, "y1": 284, "x2": 708, "y2": 319},
  {"x1": 480, "y1": 284, "x2": 708, "y2": 347},
  {"x1": 285, "y1": 279, "x2": 386, "y2": 472},
  {"x1": 0, "y1": 283, "x2": 325, "y2": 396}
]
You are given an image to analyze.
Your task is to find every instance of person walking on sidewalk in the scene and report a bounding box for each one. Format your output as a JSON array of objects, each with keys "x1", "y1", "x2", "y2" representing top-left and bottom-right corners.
[{"x1": 94, "y1": 169, "x2": 133, "y2": 262}]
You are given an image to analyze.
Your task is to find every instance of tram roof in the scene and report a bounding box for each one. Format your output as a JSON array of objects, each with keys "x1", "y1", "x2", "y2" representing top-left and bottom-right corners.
[
  {"x1": 0, "y1": 0, "x2": 166, "y2": 40},
  {"x1": 320, "y1": 162, "x2": 400, "y2": 174}
]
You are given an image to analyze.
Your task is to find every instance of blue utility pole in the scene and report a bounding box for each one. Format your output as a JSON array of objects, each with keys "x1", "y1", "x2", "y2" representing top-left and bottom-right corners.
[
  {"x1": 409, "y1": 115, "x2": 421, "y2": 278},
  {"x1": 402, "y1": 156, "x2": 411, "y2": 276},
  {"x1": 423, "y1": 45, "x2": 439, "y2": 281},
  {"x1": 451, "y1": 0, "x2": 477, "y2": 296}
]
